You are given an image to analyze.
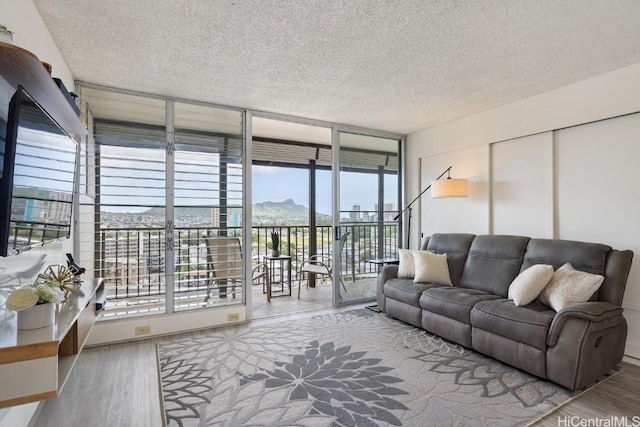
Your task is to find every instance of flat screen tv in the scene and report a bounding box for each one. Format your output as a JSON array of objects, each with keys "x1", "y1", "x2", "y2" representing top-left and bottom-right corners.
[{"x1": 0, "y1": 85, "x2": 78, "y2": 257}]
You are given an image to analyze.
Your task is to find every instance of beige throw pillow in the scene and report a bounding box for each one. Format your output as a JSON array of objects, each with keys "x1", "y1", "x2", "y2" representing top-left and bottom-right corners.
[
  {"x1": 508, "y1": 264, "x2": 554, "y2": 306},
  {"x1": 397, "y1": 249, "x2": 433, "y2": 279},
  {"x1": 538, "y1": 263, "x2": 604, "y2": 312},
  {"x1": 413, "y1": 251, "x2": 453, "y2": 286},
  {"x1": 397, "y1": 249, "x2": 416, "y2": 279}
]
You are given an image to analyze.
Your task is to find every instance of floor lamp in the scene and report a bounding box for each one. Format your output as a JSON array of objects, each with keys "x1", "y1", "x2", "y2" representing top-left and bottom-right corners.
[{"x1": 394, "y1": 166, "x2": 468, "y2": 248}]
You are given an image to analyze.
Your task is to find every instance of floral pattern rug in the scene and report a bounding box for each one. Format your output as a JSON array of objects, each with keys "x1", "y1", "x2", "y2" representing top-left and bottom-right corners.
[{"x1": 157, "y1": 309, "x2": 604, "y2": 426}]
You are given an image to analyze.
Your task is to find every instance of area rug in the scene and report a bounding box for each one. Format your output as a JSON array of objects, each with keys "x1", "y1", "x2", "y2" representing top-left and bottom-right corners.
[{"x1": 157, "y1": 309, "x2": 614, "y2": 426}]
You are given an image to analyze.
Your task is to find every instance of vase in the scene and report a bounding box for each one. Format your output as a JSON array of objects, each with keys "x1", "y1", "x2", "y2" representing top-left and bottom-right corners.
[
  {"x1": 271, "y1": 249, "x2": 280, "y2": 257},
  {"x1": 17, "y1": 303, "x2": 55, "y2": 330}
]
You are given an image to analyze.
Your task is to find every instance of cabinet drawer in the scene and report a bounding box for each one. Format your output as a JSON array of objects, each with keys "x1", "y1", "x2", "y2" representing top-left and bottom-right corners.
[{"x1": 76, "y1": 295, "x2": 97, "y2": 353}]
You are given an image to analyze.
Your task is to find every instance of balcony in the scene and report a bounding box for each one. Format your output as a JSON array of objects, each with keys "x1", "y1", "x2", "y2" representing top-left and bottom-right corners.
[{"x1": 96, "y1": 222, "x2": 398, "y2": 316}]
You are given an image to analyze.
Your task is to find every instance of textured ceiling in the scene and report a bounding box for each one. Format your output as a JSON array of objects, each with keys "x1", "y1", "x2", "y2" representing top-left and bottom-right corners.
[{"x1": 33, "y1": 0, "x2": 640, "y2": 135}]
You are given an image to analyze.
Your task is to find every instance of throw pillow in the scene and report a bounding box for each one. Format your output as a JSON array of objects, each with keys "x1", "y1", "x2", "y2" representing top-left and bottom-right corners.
[
  {"x1": 397, "y1": 249, "x2": 416, "y2": 279},
  {"x1": 508, "y1": 264, "x2": 554, "y2": 306},
  {"x1": 413, "y1": 251, "x2": 453, "y2": 286},
  {"x1": 538, "y1": 263, "x2": 605, "y2": 312}
]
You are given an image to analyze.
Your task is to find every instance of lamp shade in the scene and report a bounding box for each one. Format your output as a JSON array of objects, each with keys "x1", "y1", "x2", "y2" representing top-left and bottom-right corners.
[{"x1": 431, "y1": 178, "x2": 468, "y2": 198}]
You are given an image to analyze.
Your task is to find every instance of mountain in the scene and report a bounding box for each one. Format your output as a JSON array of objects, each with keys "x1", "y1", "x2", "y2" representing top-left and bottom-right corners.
[
  {"x1": 253, "y1": 199, "x2": 331, "y2": 225},
  {"x1": 253, "y1": 198, "x2": 307, "y2": 217},
  {"x1": 127, "y1": 199, "x2": 331, "y2": 225}
]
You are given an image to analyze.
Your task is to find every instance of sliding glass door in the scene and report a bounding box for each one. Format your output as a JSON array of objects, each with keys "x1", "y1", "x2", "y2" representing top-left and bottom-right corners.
[
  {"x1": 335, "y1": 131, "x2": 400, "y2": 304},
  {"x1": 77, "y1": 86, "x2": 245, "y2": 318},
  {"x1": 172, "y1": 102, "x2": 244, "y2": 312},
  {"x1": 78, "y1": 85, "x2": 403, "y2": 318}
]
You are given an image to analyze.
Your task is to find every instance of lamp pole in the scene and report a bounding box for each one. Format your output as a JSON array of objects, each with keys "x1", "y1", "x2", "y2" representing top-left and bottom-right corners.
[{"x1": 394, "y1": 166, "x2": 452, "y2": 248}]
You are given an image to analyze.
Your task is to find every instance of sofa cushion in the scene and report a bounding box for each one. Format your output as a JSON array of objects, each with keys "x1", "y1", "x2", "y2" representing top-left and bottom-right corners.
[
  {"x1": 522, "y1": 239, "x2": 610, "y2": 274},
  {"x1": 383, "y1": 279, "x2": 444, "y2": 308},
  {"x1": 471, "y1": 299, "x2": 555, "y2": 351},
  {"x1": 508, "y1": 264, "x2": 554, "y2": 306},
  {"x1": 419, "y1": 287, "x2": 501, "y2": 325},
  {"x1": 413, "y1": 251, "x2": 452, "y2": 286},
  {"x1": 425, "y1": 233, "x2": 475, "y2": 285},
  {"x1": 522, "y1": 238, "x2": 610, "y2": 300},
  {"x1": 538, "y1": 263, "x2": 604, "y2": 311},
  {"x1": 459, "y1": 235, "x2": 530, "y2": 297}
]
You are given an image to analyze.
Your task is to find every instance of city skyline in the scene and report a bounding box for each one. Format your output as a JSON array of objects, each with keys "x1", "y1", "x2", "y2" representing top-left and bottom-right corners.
[{"x1": 97, "y1": 164, "x2": 398, "y2": 215}]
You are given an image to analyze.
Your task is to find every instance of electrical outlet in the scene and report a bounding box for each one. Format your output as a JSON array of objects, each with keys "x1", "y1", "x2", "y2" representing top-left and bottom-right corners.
[
  {"x1": 135, "y1": 325, "x2": 151, "y2": 335},
  {"x1": 228, "y1": 313, "x2": 240, "y2": 322}
]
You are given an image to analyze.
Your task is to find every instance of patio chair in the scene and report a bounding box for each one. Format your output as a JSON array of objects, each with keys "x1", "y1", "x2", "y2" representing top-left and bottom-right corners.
[
  {"x1": 204, "y1": 236, "x2": 242, "y2": 301},
  {"x1": 296, "y1": 231, "x2": 350, "y2": 298},
  {"x1": 203, "y1": 235, "x2": 269, "y2": 302},
  {"x1": 251, "y1": 261, "x2": 269, "y2": 294}
]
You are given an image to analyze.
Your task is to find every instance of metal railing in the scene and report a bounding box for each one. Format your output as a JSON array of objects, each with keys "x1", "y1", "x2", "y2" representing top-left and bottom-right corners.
[
  {"x1": 96, "y1": 222, "x2": 397, "y2": 302},
  {"x1": 8, "y1": 220, "x2": 70, "y2": 253}
]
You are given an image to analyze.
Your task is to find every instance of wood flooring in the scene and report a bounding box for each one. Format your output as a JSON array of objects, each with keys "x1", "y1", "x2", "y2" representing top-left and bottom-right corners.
[
  {"x1": 536, "y1": 359, "x2": 640, "y2": 425},
  {"x1": 32, "y1": 306, "x2": 640, "y2": 427}
]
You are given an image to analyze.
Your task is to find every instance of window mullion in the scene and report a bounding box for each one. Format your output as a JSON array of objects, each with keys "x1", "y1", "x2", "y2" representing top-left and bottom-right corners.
[{"x1": 165, "y1": 100, "x2": 175, "y2": 313}]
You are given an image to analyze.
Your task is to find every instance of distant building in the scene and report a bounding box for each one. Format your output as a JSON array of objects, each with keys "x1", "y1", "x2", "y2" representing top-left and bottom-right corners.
[
  {"x1": 349, "y1": 204, "x2": 361, "y2": 222},
  {"x1": 211, "y1": 206, "x2": 242, "y2": 228},
  {"x1": 375, "y1": 203, "x2": 396, "y2": 221}
]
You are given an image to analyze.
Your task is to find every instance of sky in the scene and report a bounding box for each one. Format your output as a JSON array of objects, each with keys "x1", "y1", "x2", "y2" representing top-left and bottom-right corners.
[
  {"x1": 95, "y1": 145, "x2": 398, "y2": 214},
  {"x1": 252, "y1": 165, "x2": 398, "y2": 215}
]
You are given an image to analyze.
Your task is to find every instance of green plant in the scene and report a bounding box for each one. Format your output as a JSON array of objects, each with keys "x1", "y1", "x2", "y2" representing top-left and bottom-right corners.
[{"x1": 270, "y1": 231, "x2": 280, "y2": 251}]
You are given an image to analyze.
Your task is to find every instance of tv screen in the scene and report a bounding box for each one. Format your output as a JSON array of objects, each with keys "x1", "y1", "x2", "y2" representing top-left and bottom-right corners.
[
  {"x1": 0, "y1": 86, "x2": 78, "y2": 256},
  {"x1": 0, "y1": 77, "x2": 11, "y2": 180}
]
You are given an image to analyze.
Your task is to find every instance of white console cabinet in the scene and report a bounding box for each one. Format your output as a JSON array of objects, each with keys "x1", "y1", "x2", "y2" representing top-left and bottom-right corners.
[{"x1": 0, "y1": 279, "x2": 104, "y2": 408}]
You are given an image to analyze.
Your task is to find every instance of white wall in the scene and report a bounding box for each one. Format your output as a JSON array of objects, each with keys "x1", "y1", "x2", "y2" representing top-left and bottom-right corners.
[
  {"x1": 406, "y1": 62, "x2": 640, "y2": 360},
  {"x1": 0, "y1": 2, "x2": 76, "y2": 425},
  {"x1": 0, "y1": 0, "x2": 74, "y2": 89},
  {"x1": 491, "y1": 132, "x2": 554, "y2": 238},
  {"x1": 420, "y1": 146, "x2": 489, "y2": 236},
  {"x1": 555, "y1": 114, "x2": 640, "y2": 358}
]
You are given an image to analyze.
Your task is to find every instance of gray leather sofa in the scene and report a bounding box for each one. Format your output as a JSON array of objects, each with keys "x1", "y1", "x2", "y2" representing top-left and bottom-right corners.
[{"x1": 376, "y1": 233, "x2": 633, "y2": 391}]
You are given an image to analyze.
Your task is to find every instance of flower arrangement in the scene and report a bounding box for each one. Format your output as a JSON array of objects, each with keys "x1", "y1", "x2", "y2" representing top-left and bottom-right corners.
[{"x1": 6, "y1": 280, "x2": 65, "y2": 311}]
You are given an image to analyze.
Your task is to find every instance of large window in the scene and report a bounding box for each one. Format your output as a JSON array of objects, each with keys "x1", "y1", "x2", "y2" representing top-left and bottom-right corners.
[
  {"x1": 78, "y1": 87, "x2": 244, "y2": 317},
  {"x1": 338, "y1": 132, "x2": 400, "y2": 304},
  {"x1": 76, "y1": 87, "x2": 403, "y2": 319},
  {"x1": 173, "y1": 102, "x2": 244, "y2": 312}
]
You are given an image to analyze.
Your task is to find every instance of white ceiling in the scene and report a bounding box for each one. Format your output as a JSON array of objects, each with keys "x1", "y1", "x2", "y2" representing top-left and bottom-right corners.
[{"x1": 33, "y1": 0, "x2": 640, "y2": 135}]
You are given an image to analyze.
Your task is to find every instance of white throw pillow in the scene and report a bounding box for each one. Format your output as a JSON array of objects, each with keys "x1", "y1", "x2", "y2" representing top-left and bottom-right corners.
[
  {"x1": 508, "y1": 264, "x2": 554, "y2": 306},
  {"x1": 397, "y1": 249, "x2": 416, "y2": 279},
  {"x1": 397, "y1": 249, "x2": 432, "y2": 279},
  {"x1": 538, "y1": 263, "x2": 604, "y2": 312},
  {"x1": 413, "y1": 251, "x2": 453, "y2": 286}
]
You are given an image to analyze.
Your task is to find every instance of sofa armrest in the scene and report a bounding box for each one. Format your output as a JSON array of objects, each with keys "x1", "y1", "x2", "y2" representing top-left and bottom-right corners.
[
  {"x1": 378, "y1": 265, "x2": 399, "y2": 282},
  {"x1": 546, "y1": 301, "x2": 626, "y2": 390},
  {"x1": 547, "y1": 301, "x2": 623, "y2": 347},
  {"x1": 376, "y1": 265, "x2": 399, "y2": 312}
]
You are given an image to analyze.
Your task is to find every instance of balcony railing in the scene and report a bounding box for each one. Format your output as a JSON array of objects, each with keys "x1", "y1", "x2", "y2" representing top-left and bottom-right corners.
[
  {"x1": 8, "y1": 219, "x2": 70, "y2": 254},
  {"x1": 96, "y1": 222, "x2": 397, "y2": 311}
]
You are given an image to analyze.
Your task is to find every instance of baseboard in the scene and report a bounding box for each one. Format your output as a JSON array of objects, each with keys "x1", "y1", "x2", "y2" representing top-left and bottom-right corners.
[
  {"x1": 624, "y1": 340, "x2": 640, "y2": 360},
  {"x1": 623, "y1": 354, "x2": 640, "y2": 366}
]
